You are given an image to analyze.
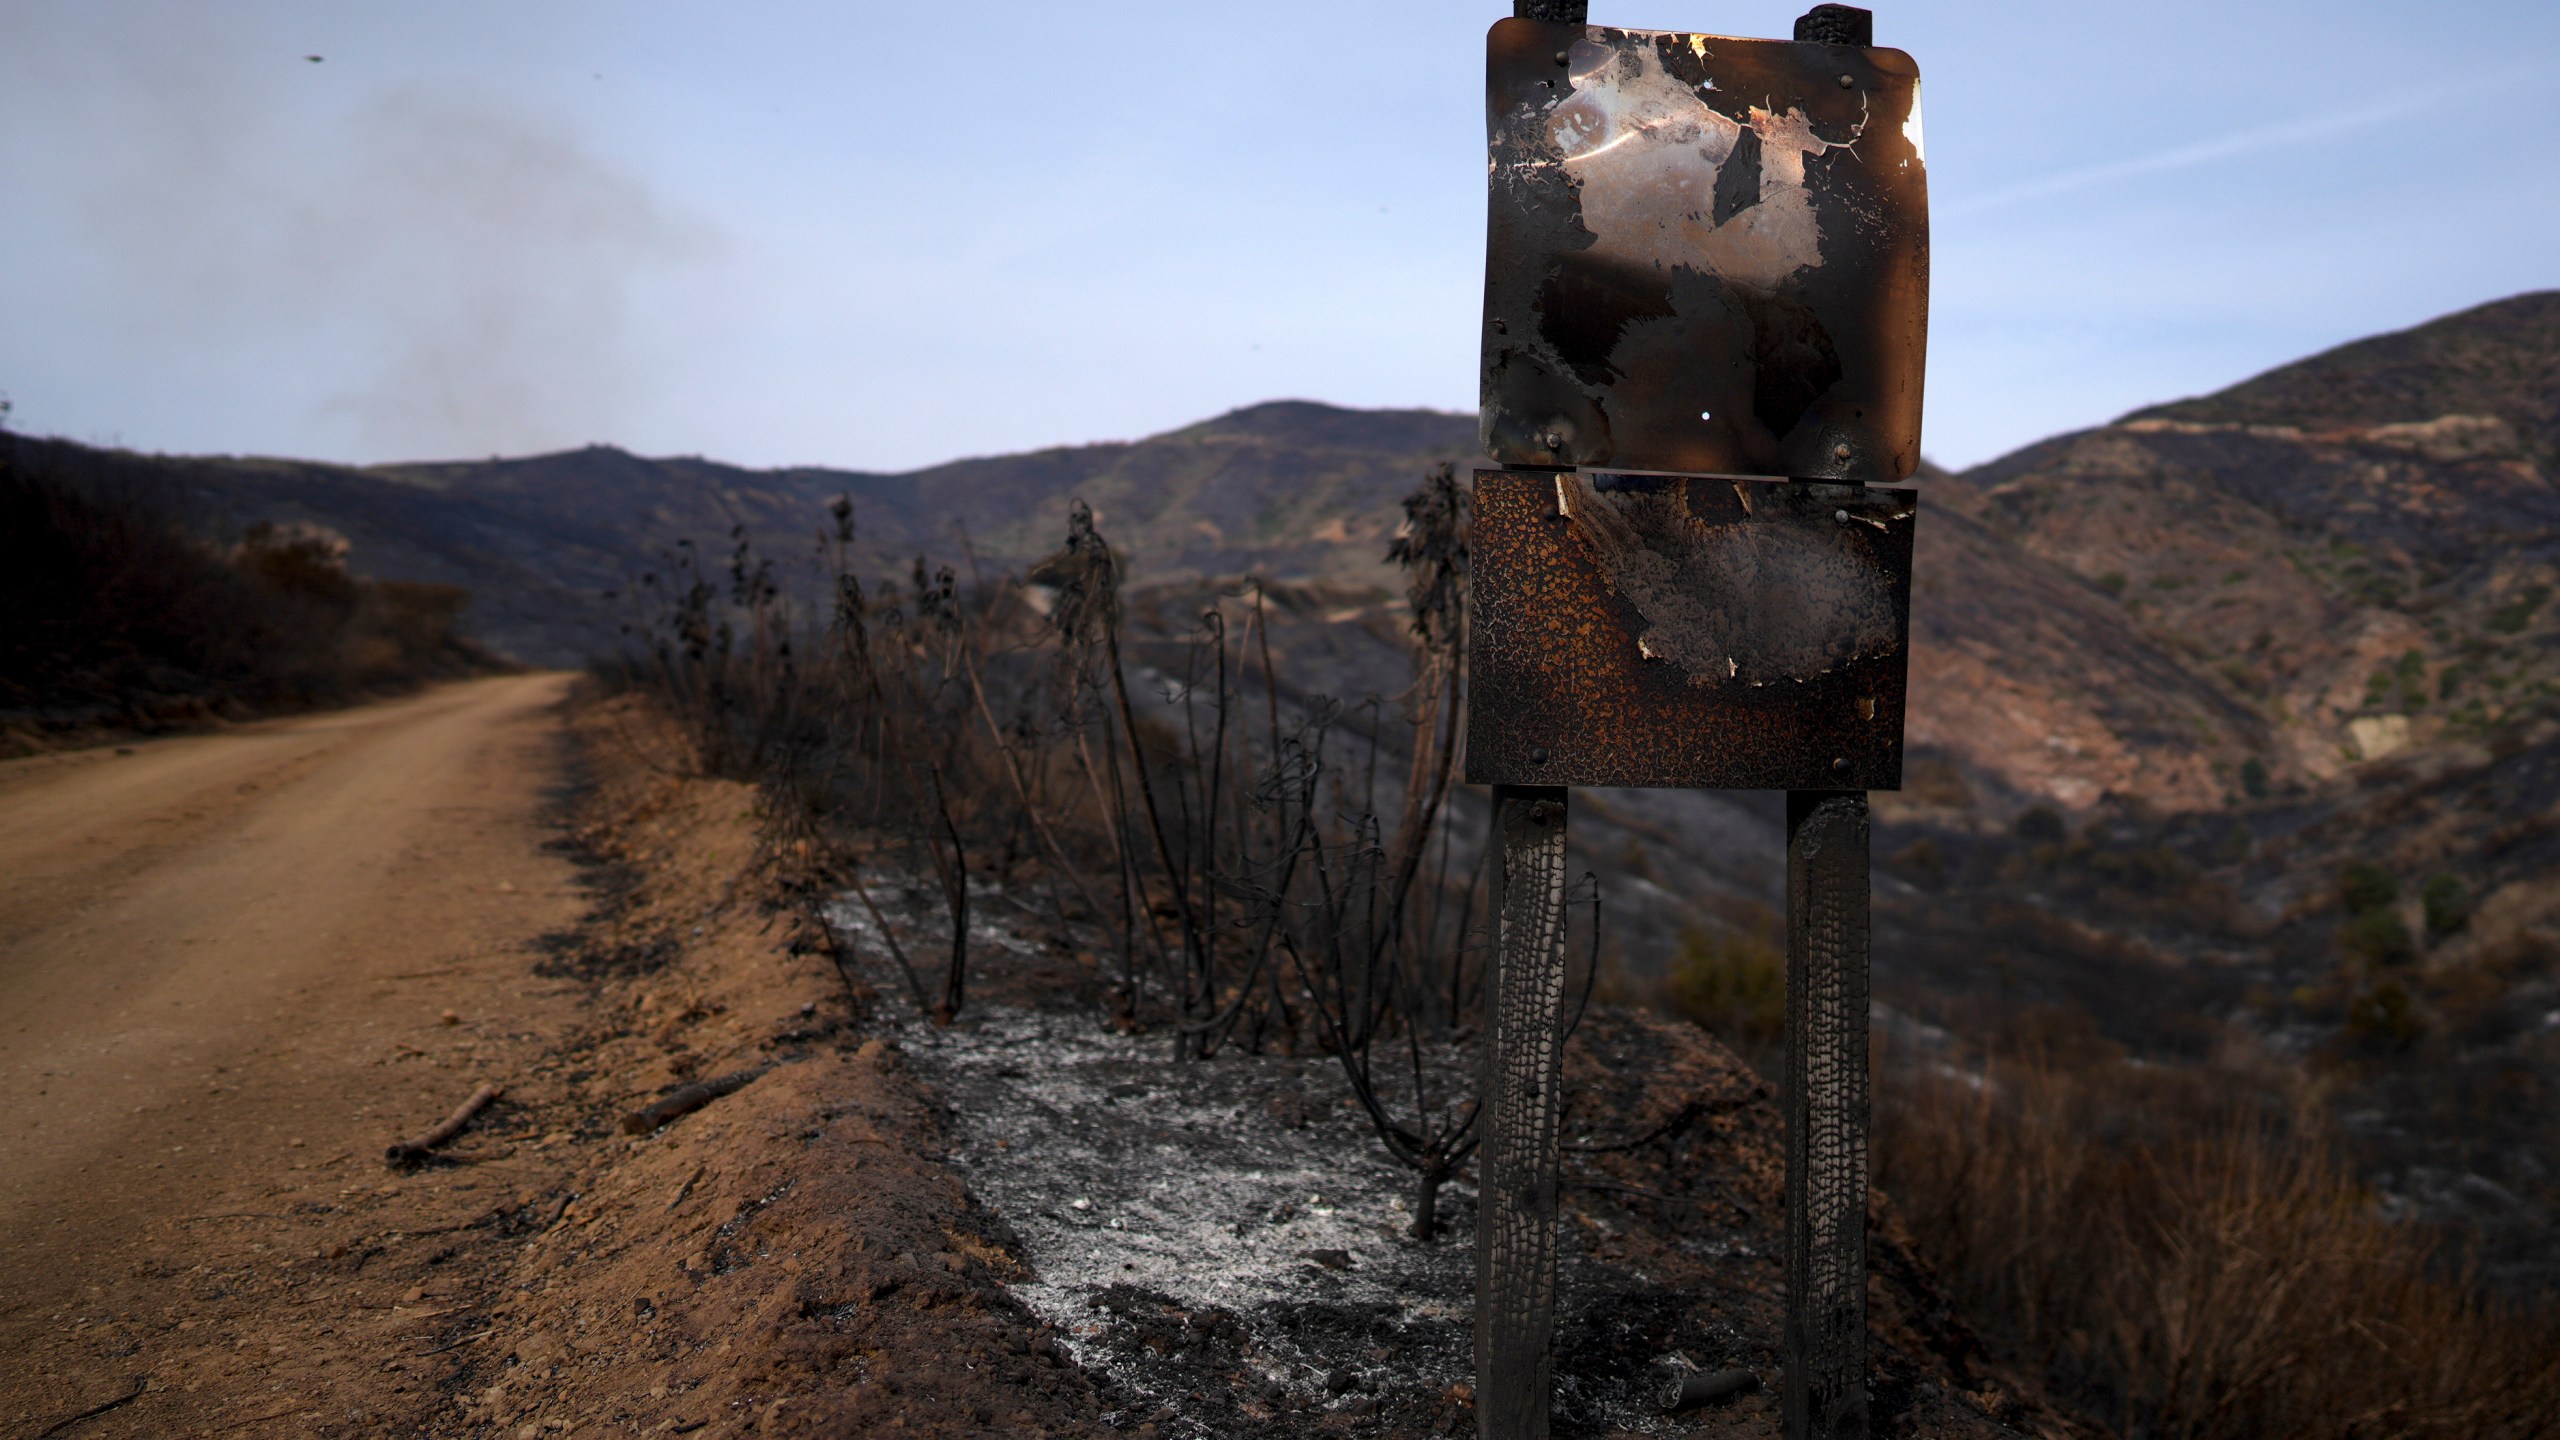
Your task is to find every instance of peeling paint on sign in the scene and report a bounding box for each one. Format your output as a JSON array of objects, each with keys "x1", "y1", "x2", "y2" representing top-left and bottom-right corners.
[
  {"x1": 1551, "y1": 38, "x2": 1858, "y2": 292},
  {"x1": 1480, "y1": 20, "x2": 1928, "y2": 480},
  {"x1": 1557, "y1": 471, "x2": 1903, "y2": 686},
  {"x1": 1468, "y1": 470, "x2": 1916, "y2": 791}
]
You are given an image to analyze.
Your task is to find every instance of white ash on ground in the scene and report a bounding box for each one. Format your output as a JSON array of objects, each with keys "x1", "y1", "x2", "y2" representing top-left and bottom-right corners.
[
  {"x1": 823, "y1": 886, "x2": 2072, "y2": 1439},
  {"x1": 893, "y1": 1002, "x2": 1720, "y2": 1437}
]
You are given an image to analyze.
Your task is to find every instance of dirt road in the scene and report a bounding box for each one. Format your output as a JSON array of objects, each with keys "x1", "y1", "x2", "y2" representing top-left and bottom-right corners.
[{"x1": 0, "y1": 675, "x2": 588, "y2": 1433}]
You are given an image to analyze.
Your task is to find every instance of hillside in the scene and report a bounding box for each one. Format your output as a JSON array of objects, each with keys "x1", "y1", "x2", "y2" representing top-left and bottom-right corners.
[
  {"x1": 22, "y1": 403, "x2": 1477, "y2": 667},
  {"x1": 1868, "y1": 292, "x2": 2560, "y2": 1301},
  {"x1": 35, "y1": 293, "x2": 2552, "y2": 826},
  {"x1": 1929, "y1": 297, "x2": 2560, "y2": 806},
  {"x1": 1, "y1": 432, "x2": 497, "y2": 750},
  {"x1": 2130, "y1": 291, "x2": 2560, "y2": 461}
]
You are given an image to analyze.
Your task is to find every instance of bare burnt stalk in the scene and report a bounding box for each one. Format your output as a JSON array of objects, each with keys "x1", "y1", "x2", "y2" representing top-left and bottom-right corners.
[
  {"x1": 1265, "y1": 463, "x2": 1501, "y2": 1240},
  {"x1": 923, "y1": 762, "x2": 969, "y2": 1024},
  {"x1": 609, "y1": 473, "x2": 1528, "y2": 1237}
]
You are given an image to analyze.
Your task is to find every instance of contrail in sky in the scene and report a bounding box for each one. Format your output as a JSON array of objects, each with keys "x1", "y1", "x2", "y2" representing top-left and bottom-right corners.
[{"x1": 1943, "y1": 64, "x2": 2550, "y2": 220}]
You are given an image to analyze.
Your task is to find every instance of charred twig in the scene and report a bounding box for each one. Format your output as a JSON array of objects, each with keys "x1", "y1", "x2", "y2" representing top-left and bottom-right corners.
[
  {"x1": 404, "y1": 1209, "x2": 505, "y2": 1236},
  {"x1": 621, "y1": 1065, "x2": 771, "y2": 1135},
  {"x1": 845, "y1": 868, "x2": 934, "y2": 1020},
  {"x1": 964, "y1": 652, "x2": 1109, "y2": 931},
  {"x1": 1658, "y1": 1368, "x2": 1759, "y2": 1413},
  {"x1": 29, "y1": 1375, "x2": 148, "y2": 1439},
  {"x1": 385, "y1": 1083, "x2": 503, "y2": 1166},
  {"x1": 924, "y1": 764, "x2": 969, "y2": 1023},
  {"x1": 1562, "y1": 1099, "x2": 1703, "y2": 1154},
  {"x1": 667, "y1": 1163, "x2": 707, "y2": 1210}
]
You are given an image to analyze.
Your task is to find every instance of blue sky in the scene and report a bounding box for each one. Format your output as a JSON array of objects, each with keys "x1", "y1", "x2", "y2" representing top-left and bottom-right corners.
[{"x1": 2, "y1": 1, "x2": 2554, "y2": 473}]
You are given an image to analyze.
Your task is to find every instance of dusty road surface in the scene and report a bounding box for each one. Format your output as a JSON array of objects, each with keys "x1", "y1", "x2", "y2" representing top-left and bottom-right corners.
[
  {"x1": 0, "y1": 674, "x2": 590, "y2": 1434},
  {"x1": 0, "y1": 678, "x2": 1118, "y2": 1440}
]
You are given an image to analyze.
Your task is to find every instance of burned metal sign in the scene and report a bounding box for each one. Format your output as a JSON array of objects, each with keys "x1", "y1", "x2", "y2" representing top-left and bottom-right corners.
[
  {"x1": 1466, "y1": 470, "x2": 1914, "y2": 790},
  {"x1": 1480, "y1": 20, "x2": 1928, "y2": 480}
]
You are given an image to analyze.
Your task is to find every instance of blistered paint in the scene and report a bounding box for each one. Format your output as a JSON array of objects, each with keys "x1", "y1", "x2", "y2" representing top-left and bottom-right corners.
[
  {"x1": 1479, "y1": 20, "x2": 1931, "y2": 480},
  {"x1": 1556, "y1": 471, "x2": 1901, "y2": 685},
  {"x1": 1468, "y1": 471, "x2": 1917, "y2": 789},
  {"x1": 1549, "y1": 39, "x2": 1859, "y2": 292}
]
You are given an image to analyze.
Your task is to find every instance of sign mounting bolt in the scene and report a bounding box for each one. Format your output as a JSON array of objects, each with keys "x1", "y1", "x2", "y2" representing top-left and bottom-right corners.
[
  {"x1": 1838, "y1": 73, "x2": 1855, "y2": 88},
  {"x1": 1833, "y1": 442, "x2": 1853, "y2": 460}
]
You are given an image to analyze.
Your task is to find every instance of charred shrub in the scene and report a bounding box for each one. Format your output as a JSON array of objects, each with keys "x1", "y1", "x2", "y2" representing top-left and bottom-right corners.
[
  {"x1": 2340, "y1": 908, "x2": 2418, "y2": 969},
  {"x1": 1, "y1": 431, "x2": 495, "y2": 741},
  {"x1": 605, "y1": 470, "x2": 1500, "y2": 1238}
]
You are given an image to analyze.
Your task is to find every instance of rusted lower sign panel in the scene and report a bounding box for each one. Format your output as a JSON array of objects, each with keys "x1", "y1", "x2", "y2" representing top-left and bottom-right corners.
[
  {"x1": 1466, "y1": 470, "x2": 1914, "y2": 790},
  {"x1": 1481, "y1": 20, "x2": 1928, "y2": 481}
]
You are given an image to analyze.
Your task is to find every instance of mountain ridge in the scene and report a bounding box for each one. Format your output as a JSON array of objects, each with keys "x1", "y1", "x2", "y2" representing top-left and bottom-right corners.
[
  {"x1": 2126, "y1": 290, "x2": 2560, "y2": 460},
  {"x1": 15, "y1": 290, "x2": 2560, "y2": 823}
]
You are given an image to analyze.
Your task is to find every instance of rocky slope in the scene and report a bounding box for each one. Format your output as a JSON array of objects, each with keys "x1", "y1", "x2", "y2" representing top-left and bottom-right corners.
[{"x1": 1858, "y1": 294, "x2": 2560, "y2": 1301}]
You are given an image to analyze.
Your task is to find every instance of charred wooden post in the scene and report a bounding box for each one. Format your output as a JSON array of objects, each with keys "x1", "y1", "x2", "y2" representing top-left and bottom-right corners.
[
  {"x1": 1785, "y1": 12, "x2": 1878, "y2": 1437},
  {"x1": 1783, "y1": 790, "x2": 1871, "y2": 1439},
  {"x1": 1476, "y1": 784, "x2": 1571, "y2": 1439},
  {"x1": 1472, "y1": 14, "x2": 1589, "y2": 1432}
]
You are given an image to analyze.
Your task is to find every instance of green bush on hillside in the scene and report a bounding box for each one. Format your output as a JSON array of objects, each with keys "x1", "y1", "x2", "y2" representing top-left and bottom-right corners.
[
  {"x1": 2487, "y1": 584, "x2": 2549, "y2": 634},
  {"x1": 1663, "y1": 926, "x2": 1785, "y2": 1047},
  {"x1": 2338, "y1": 860, "x2": 2397, "y2": 915},
  {"x1": 2421, "y1": 873, "x2": 2472, "y2": 938},
  {"x1": 2345, "y1": 976, "x2": 2423, "y2": 1049},
  {"x1": 2341, "y1": 908, "x2": 2418, "y2": 969}
]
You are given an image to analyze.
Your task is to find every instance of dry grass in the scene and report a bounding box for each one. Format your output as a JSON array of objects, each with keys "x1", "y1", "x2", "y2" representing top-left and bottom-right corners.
[{"x1": 1877, "y1": 1046, "x2": 2560, "y2": 1438}]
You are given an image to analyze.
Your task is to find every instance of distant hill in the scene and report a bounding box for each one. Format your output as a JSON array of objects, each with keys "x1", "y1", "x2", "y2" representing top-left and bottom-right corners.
[
  {"x1": 1919, "y1": 290, "x2": 2560, "y2": 810},
  {"x1": 2128, "y1": 291, "x2": 2560, "y2": 461},
  {"x1": 19, "y1": 402, "x2": 1476, "y2": 666}
]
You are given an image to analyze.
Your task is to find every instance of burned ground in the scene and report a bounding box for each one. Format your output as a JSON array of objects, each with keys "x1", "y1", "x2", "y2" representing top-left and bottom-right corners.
[
  {"x1": 1, "y1": 688, "x2": 2073, "y2": 1439},
  {"x1": 392, "y1": 694, "x2": 2071, "y2": 1439}
]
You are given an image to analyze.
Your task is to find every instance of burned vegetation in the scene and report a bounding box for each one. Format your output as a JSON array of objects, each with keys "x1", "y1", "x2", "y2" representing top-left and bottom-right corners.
[
  {"x1": 0, "y1": 429, "x2": 501, "y2": 751},
  {"x1": 589, "y1": 456, "x2": 2560, "y2": 1438},
  {"x1": 602, "y1": 465, "x2": 1520, "y2": 1241}
]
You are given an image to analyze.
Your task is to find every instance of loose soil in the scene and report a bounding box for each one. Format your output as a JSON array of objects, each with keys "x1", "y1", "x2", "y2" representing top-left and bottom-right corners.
[{"x1": 0, "y1": 682, "x2": 2080, "y2": 1439}]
